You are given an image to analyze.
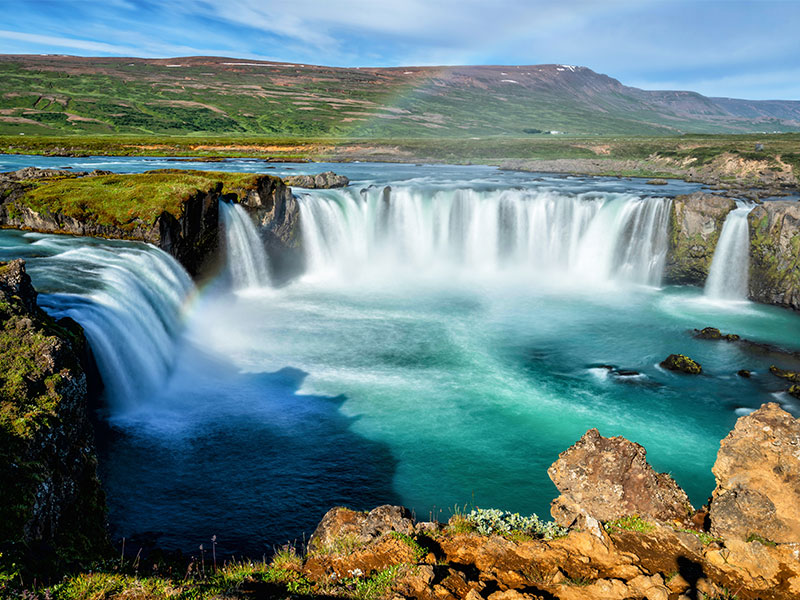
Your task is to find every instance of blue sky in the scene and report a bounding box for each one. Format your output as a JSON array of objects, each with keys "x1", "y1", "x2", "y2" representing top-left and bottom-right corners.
[{"x1": 1, "y1": 0, "x2": 798, "y2": 100}]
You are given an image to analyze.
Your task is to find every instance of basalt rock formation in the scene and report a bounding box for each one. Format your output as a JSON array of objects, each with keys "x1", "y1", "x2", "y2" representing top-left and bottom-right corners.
[
  {"x1": 748, "y1": 200, "x2": 800, "y2": 311},
  {"x1": 0, "y1": 168, "x2": 304, "y2": 279},
  {"x1": 664, "y1": 192, "x2": 736, "y2": 285},
  {"x1": 547, "y1": 428, "x2": 693, "y2": 527},
  {"x1": 0, "y1": 259, "x2": 107, "y2": 574},
  {"x1": 236, "y1": 174, "x2": 305, "y2": 281}
]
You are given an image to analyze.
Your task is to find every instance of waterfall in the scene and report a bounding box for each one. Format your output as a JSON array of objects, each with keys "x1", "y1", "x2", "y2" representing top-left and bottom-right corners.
[
  {"x1": 705, "y1": 202, "x2": 754, "y2": 300},
  {"x1": 297, "y1": 186, "x2": 672, "y2": 286},
  {"x1": 37, "y1": 244, "x2": 194, "y2": 411},
  {"x1": 220, "y1": 202, "x2": 271, "y2": 290}
]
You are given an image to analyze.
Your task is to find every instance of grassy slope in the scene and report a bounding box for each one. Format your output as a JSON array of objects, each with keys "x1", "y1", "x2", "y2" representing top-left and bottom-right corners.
[
  {"x1": 12, "y1": 170, "x2": 262, "y2": 229},
  {"x1": 1, "y1": 56, "x2": 798, "y2": 138}
]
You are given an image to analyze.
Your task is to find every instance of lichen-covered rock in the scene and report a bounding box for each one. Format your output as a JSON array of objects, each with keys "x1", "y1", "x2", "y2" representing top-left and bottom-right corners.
[
  {"x1": 749, "y1": 201, "x2": 800, "y2": 311},
  {"x1": 709, "y1": 403, "x2": 800, "y2": 543},
  {"x1": 665, "y1": 193, "x2": 736, "y2": 285},
  {"x1": 309, "y1": 505, "x2": 415, "y2": 552},
  {"x1": 660, "y1": 354, "x2": 702, "y2": 374},
  {"x1": 283, "y1": 171, "x2": 349, "y2": 189},
  {"x1": 0, "y1": 260, "x2": 108, "y2": 573},
  {"x1": 547, "y1": 428, "x2": 693, "y2": 527},
  {"x1": 769, "y1": 365, "x2": 800, "y2": 383}
]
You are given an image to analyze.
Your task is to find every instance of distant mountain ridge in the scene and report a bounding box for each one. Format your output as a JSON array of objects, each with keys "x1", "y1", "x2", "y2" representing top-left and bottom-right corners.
[{"x1": 1, "y1": 54, "x2": 798, "y2": 136}]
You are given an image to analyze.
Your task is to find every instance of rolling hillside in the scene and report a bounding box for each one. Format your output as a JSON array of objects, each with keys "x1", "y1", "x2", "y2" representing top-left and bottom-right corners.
[{"x1": 1, "y1": 54, "x2": 799, "y2": 137}]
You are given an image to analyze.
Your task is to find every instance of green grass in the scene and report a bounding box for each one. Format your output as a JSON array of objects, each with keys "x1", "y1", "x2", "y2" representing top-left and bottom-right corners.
[
  {"x1": 14, "y1": 170, "x2": 266, "y2": 229},
  {"x1": 604, "y1": 515, "x2": 656, "y2": 534}
]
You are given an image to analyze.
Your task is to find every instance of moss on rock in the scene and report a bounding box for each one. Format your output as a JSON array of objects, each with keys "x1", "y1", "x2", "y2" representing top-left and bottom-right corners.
[
  {"x1": 0, "y1": 259, "x2": 108, "y2": 577},
  {"x1": 660, "y1": 354, "x2": 703, "y2": 374}
]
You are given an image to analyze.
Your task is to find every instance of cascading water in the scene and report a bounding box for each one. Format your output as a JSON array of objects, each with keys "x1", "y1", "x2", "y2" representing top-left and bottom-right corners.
[
  {"x1": 704, "y1": 202, "x2": 754, "y2": 300},
  {"x1": 220, "y1": 202, "x2": 271, "y2": 290},
  {"x1": 36, "y1": 243, "x2": 194, "y2": 410},
  {"x1": 297, "y1": 186, "x2": 672, "y2": 286}
]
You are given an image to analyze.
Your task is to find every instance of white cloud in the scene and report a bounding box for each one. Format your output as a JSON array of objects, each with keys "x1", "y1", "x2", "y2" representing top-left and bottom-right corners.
[{"x1": 0, "y1": 30, "x2": 144, "y2": 55}]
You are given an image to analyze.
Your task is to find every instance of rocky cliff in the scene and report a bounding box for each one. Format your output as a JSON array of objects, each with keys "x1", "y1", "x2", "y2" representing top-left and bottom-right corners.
[
  {"x1": 664, "y1": 192, "x2": 736, "y2": 285},
  {"x1": 0, "y1": 168, "x2": 302, "y2": 279},
  {"x1": 0, "y1": 260, "x2": 108, "y2": 575},
  {"x1": 749, "y1": 201, "x2": 800, "y2": 310}
]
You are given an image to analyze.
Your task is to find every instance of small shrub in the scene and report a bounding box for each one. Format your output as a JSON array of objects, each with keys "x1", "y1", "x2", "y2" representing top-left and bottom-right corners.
[
  {"x1": 270, "y1": 543, "x2": 302, "y2": 571},
  {"x1": 465, "y1": 508, "x2": 568, "y2": 540}
]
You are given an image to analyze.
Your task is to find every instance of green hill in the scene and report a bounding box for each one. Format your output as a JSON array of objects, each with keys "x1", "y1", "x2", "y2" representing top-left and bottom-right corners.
[{"x1": 1, "y1": 55, "x2": 799, "y2": 137}]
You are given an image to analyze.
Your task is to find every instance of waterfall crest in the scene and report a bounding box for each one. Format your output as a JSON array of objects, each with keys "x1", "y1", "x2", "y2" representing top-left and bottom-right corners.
[
  {"x1": 220, "y1": 202, "x2": 271, "y2": 290},
  {"x1": 297, "y1": 186, "x2": 672, "y2": 286},
  {"x1": 37, "y1": 244, "x2": 194, "y2": 410},
  {"x1": 705, "y1": 202, "x2": 754, "y2": 300}
]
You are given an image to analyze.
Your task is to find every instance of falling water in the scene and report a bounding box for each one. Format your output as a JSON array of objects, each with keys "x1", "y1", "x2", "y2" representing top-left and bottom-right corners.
[
  {"x1": 297, "y1": 186, "x2": 672, "y2": 286},
  {"x1": 36, "y1": 244, "x2": 194, "y2": 410},
  {"x1": 705, "y1": 202, "x2": 754, "y2": 300},
  {"x1": 220, "y1": 202, "x2": 271, "y2": 290}
]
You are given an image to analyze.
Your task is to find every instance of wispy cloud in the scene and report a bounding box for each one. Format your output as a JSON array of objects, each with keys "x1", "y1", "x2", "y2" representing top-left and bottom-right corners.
[{"x1": 0, "y1": 30, "x2": 144, "y2": 55}]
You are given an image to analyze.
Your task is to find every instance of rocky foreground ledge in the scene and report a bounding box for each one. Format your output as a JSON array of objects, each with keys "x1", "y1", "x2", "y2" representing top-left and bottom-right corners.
[
  {"x1": 289, "y1": 403, "x2": 800, "y2": 600},
  {"x1": 8, "y1": 398, "x2": 798, "y2": 599}
]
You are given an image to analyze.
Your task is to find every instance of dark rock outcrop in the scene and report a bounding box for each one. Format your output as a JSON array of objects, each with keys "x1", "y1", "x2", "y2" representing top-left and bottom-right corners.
[
  {"x1": 709, "y1": 403, "x2": 800, "y2": 544},
  {"x1": 0, "y1": 260, "x2": 107, "y2": 573},
  {"x1": 547, "y1": 428, "x2": 693, "y2": 527},
  {"x1": 665, "y1": 192, "x2": 736, "y2": 285},
  {"x1": 0, "y1": 169, "x2": 303, "y2": 280},
  {"x1": 693, "y1": 327, "x2": 740, "y2": 341},
  {"x1": 660, "y1": 353, "x2": 702, "y2": 374},
  {"x1": 283, "y1": 171, "x2": 349, "y2": 189},
  {"x1": 238, "y1": 176, "x2": 304, "y2": 281},
  {"x1": 749, "y1": 201, "x2": 800, "y2": 311}
]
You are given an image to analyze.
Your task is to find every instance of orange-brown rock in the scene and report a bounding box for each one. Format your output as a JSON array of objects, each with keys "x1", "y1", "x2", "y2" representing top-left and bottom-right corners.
[
  {"x1": 309, "y1": 505, "x2": 415, "y2": 551},
  {"x1": 547, "y1": 428, "x2": 693, "y2": 527},
  {"x1": 709, "y1": 402, "x2": 800, "y2": 543}
]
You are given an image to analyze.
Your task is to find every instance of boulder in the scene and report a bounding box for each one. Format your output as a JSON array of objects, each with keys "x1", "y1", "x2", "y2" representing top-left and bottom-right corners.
[
  {"x1": 309, "y1": 505, "x2": 415, "y2": 551},
  {"x1": 709, "y1": 403, "x2": 800, "y2": 543},
  {"x1": 547, "y1": 428, "x2": 693, "y2": 527},
  {"x1": 660, "y1": 354, "x2": 702, "y2": 374},
  {"x1": 283, "y1": 171, "x2": 349, "y2": 189}
]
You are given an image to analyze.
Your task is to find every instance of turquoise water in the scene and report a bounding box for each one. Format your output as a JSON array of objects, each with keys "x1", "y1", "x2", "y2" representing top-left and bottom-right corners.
[{"x1": 1, "y1": 156, "x2": 799, "y2": 554}]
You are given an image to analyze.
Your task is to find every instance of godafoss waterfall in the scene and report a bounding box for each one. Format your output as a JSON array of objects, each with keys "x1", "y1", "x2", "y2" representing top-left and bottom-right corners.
[{"x1": 1, "y1": 158, "x2": 799, "y2": 558}]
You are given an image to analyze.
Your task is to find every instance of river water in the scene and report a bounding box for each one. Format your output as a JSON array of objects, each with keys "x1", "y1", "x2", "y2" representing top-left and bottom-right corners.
[{"x1": 1, "y1": 155, "x2": 799, "y2": 557}]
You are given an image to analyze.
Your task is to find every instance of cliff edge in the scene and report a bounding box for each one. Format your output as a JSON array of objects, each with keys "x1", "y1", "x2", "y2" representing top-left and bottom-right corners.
[{"x1": 0, "y1": 259, "x2": 108, "y2": 576}]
